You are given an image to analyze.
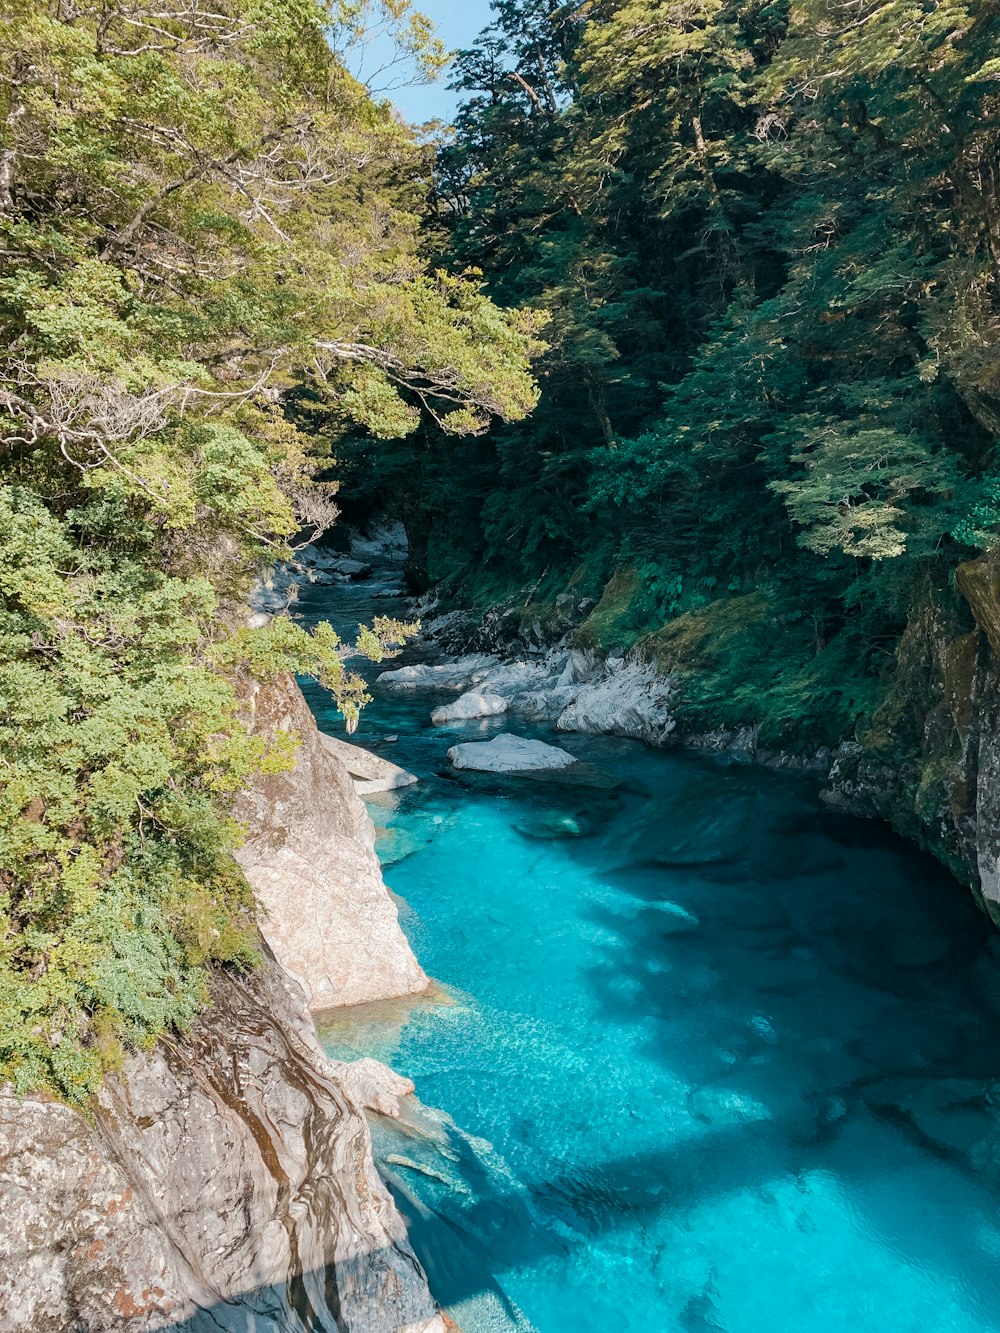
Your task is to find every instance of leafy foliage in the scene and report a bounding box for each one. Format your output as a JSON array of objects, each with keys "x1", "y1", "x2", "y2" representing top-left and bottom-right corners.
[
  {"x1": 383, "y1": 0, "x2": 1000, "y2": 748},
  {"x1": 0, "y1": 0, "x2": 540, "y2": 1101}
]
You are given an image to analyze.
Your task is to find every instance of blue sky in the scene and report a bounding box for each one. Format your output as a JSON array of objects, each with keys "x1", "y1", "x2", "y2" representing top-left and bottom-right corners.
[{"x1": 350, "y1": 0, "x2": 495, "y2": 125}]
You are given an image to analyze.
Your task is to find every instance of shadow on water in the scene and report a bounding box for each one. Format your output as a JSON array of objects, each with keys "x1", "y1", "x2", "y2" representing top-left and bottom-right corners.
[{"x1": 557, "y1": 767, "x2": 1000, "y2": 1307}]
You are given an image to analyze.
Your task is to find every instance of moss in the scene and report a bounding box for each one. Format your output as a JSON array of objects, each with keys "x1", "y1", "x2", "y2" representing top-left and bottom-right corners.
[
  {"x1": 641, "y1": 590, "x2": 887, "y2": 750},
  {"x1": 574, "y1": 566, "x2": 665, "y2": 652}
]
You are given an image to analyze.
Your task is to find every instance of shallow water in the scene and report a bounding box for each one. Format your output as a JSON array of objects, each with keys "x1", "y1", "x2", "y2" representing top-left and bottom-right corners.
[{"x1": 298, "y1": 563, "x2": 1000, "y2": 1333}]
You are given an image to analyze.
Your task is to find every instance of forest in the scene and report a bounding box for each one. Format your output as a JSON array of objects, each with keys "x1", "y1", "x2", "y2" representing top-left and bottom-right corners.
[
  {"x1": 0, "y1": 0, "x2": 539, "y2": 1101},
  {"x1": 342, "y1": 0, "x2": 1000, "y2": 754}
]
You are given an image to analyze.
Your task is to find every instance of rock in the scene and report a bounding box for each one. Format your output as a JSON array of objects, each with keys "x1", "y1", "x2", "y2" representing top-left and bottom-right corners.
[
  {"x1": 557, "y1": 649, "x2": 596, "y2": 687},
  {"x1": 477, "y1": 658, "x2": 557, "y2": 697},
  {"x1": 320, "y1": 732, "x2": 419, "y2": 794},
  {"x1": 332, "y1": 558, "x2": 374, "y2": 580},
  {"x1": 348, "y1": 521, "x2": 408, "y2": 559},
  {"x1": 250, "y1": 582, "x2": 295, "y2": 613},
  {"x1": 508, "y1": 684, "x2": 580, "y2": 722},
  {"x1": 377, "y1": 655, "x2": 499, "y2": 692},
  {"x1": 514, "y1": 811, "x2": 592, "y2": 840},
  {"x1": 234, "y1": 674, "x2": 428, "y2": 1010},
  {"x1": 246, "y1": 610, "x2": 271, "y2": 629},
  {"x1": 556, "y1": 660, "x2": 676, "y2": 745},
  {"x1": 431, "y1": 691, "x2": 508, "y2": 724},
  {"x1": 332, "y1": 1055, "x2": 416, "y2": 1119},
  {"x1": 447, "y1": 734, "x2": 579, "y2": 773},
  {"x1": 0, "y1": 950, "x2": 441, "y2": 1333}
]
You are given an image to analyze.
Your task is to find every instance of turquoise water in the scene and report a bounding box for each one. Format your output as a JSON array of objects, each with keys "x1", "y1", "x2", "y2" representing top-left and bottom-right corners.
[{"x1": 299, "y1": 566, "x2": 1000, "y2": 1333}]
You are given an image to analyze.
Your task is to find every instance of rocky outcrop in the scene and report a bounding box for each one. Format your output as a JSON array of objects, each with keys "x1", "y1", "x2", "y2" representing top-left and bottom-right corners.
[
  {"x1": 377, "y1": 655, "x2": 500, "y2": 692},
  {"x1": 234, "y1": 673, "x2": 428, "y2": 1010},
  {"x1": 555, "y1": 659, "x2": 676, "y2": 743},
  {"x1": 821, "y1": 557, "x2": 1000, "y2": 920},
  {"x1": 0, "y1": 948, "x2": 444, "y2": 1333},
  {"x1": 320, "y1": 732, "x2": 418, "y2": 795}
]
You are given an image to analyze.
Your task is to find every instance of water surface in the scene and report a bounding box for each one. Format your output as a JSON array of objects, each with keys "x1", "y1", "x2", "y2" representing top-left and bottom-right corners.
[{"x1": 298, "y1": 562, "x2": 1000, "y2": 1333}]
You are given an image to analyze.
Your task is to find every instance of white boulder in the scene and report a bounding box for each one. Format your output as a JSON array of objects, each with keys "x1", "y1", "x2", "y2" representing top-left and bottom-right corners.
[
  {"x1": 320, "y1": 733, "x2": 418, "y2": 795},
  {"x1": 431, "y1": 691, "x2": 508, "y2": 724},
  {"x1": 447, "y1": 734, "x2": 579, "y2": 773}
]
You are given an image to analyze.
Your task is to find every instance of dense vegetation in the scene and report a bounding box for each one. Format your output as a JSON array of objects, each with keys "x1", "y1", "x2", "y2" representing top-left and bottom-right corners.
[
  {"x1": 7, "y1": 0, "x2": 1000, "y2": 1102},
  {"x1": 351, "y1": 0, "x2": 1000, "y2": 750},
  {"x1": 0, "y1": 0, "x2": 540, "y2": 1102}
]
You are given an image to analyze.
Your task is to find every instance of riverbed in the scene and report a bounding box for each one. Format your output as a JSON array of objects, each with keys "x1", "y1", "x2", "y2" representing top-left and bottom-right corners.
[{"x1": 296, "y1": 555, "x2": 1000, "y2": 1333}]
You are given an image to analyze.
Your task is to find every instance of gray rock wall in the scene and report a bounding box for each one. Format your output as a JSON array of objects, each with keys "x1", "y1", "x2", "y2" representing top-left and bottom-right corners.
[
  {"x1": 234, "y1": 674, "x2": 428, "y2": 1010},
  {"x1": 0, "y1": 949, "x2": 443, "y2": 1333}
]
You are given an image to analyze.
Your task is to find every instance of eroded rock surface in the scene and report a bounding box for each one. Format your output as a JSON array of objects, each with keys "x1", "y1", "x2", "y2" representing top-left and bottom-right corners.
[
  {"x1": 555, "y1": 660, "x2": 676, "y2": 743},
  {"x1": 377, "y1": 655, "x2": 499, "y2": 692},
  {"x1": 320, "y1": 731, "x2": 418, "y2": 794},
  {"x1": 0, "y1": 951, "x2": 442, "y2": 1333},
  {"x1": 822, "y1": 555, "x2": 1000, "y2": 922},
  {"x1": 234, "y1": 674, "x2": 427, "y2": 1009}
]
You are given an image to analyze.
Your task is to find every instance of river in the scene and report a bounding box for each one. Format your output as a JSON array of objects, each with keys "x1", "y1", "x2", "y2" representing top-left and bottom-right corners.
[{"x1": 295, "y1": 551, "x2": 1000, "y2": 1333}]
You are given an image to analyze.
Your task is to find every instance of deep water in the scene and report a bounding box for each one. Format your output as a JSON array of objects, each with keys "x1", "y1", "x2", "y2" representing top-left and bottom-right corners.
[{"x1": 298, "y1": 559, "x2": 1000, "y2": 1333}]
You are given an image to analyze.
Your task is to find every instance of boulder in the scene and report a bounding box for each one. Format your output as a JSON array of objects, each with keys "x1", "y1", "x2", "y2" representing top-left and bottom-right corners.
[
  {"x1": 331, "y1": 558, "x2": 374, "y2": 580},
  {"x1": 320, "y1": 732, "x2": 418, "y2": 795},
  {"x1": 431, "y1": 691, "x2": 508, "y2": 724},
  {"x1": 377, "y1": 655, "x2": 498, "y2": 693},
  {"x1": 447, "y1": 734, "x2": 579, "y2": 773}
]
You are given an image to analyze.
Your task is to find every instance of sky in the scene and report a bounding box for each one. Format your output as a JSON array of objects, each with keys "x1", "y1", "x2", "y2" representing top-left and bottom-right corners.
[{"x1": 349, "y1": 0, "x2": 495, "y2": 125}]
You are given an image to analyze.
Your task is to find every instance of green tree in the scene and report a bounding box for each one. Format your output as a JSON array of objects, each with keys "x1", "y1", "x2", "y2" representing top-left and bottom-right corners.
[{"x1": 0, "y1": 0, "x2": 541, "y2": 1101}]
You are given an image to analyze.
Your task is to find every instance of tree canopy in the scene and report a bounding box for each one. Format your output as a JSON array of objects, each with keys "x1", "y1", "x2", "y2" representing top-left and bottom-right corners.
[
  {"x1": 378, "y1": 0, "x2": 1000, "y2": 745},
  {"x1": 0, "y1": 0, "x2": 541, "y2": 1102}
]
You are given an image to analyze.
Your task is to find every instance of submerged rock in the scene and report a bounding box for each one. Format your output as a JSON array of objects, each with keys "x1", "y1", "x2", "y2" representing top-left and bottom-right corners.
[
  {"x1": 447, "y1": 734, "x2": 579, "y2": 773},
  {"x1": 234, "y1": 674, "x2": 428, "y2": 1010},
  {"x1": 0, "y1": 950, "x2": 444, "y2": 1333},
  {"x1": 514, "y1": 810, "x2": 593, "y2": 839},
  {"x1": 431, "y1": 690, "x2": 508, "y2": 723}
]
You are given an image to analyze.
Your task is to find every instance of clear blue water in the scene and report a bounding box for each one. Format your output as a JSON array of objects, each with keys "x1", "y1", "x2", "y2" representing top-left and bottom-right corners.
[{"x1": 297, "y1": 563, "x2": 1000, "y2": 1333}]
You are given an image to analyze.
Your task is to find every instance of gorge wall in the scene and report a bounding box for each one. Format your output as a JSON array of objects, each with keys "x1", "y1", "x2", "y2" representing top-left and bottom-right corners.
[
  {"x1": 0, "y1": 676, "x2": 440, "y2": 1332},
  {"x1": 234, "y1": 673, "x2": 428, "y2": 1010},
  {"x1": 410, "y1": 546, "x2": 1000, "y2": 926},
  {"x1": 0, "y1": 947, "x2": 443, "y2": 1333},
  {"x1": 822, "y1": 550, "x2": 1000, "y2": 924}
]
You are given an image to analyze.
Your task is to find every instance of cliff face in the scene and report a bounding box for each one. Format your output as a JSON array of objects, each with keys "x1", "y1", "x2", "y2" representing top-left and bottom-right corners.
[
  {"x1": 1, "y1": 674, "x2": 440, "y2": 1331},
  {"x1": 822, "y1": 554, "x2": 1000, "y2": 921},
  {"x1": 234, "y1": 673, "x2": 428, "y2": 1010},
  {"x1": 0, "y1": 947, "x2": 443, "y2": 1333}
]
